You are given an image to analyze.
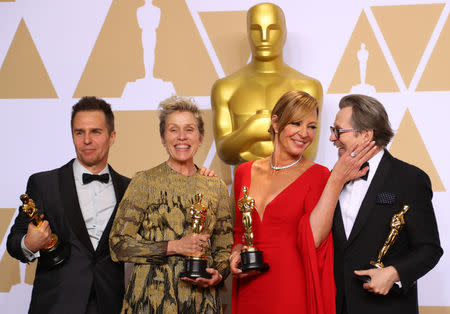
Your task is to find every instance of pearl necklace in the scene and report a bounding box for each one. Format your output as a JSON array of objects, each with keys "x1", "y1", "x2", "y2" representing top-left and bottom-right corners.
[{"x1": 270, "y1": 153, "x2": 302, "y2": 170}]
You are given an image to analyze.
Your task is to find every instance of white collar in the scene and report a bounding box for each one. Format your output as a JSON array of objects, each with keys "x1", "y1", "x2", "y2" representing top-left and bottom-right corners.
[
  {"x1": 365, "y1": 148, "x2": 384, "y2": 182},
  {"x1": 73, "y1": 159, "x2": 110, "y2": 183}
]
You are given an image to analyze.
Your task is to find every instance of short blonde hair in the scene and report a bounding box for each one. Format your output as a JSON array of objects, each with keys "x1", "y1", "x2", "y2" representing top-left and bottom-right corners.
[
  {"x1": 269, "y1": 90, "x2": 318, "y2": 138},
  {"x1": 158, "y1": 96, "x2": 204, "y2": 138}
]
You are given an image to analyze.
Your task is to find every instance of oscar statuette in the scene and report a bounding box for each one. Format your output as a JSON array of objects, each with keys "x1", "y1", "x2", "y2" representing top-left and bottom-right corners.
[
  {"x1": 180, "y1": 193, "x2": 212, "y2": 279},
  {"x1": 238, "y1": 186, "x2": 269, "y2": 272},
  {"x1": 355, "y1": 204, "x2": 410, "y2": 291},
  {"x1": 20, "y1": 194, "x2": 70, "y2": 268}
]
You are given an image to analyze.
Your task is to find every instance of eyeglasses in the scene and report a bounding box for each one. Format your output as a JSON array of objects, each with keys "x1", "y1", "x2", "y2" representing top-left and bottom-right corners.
[{"x1": 330, "y1": 126, "x2": 356, "y2": 139}]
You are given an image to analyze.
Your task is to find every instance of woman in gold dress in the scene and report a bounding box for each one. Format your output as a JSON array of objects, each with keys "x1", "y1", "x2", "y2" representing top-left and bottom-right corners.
[{"x1": 109, "y1": 96, "x2": 233, "y2": 313}]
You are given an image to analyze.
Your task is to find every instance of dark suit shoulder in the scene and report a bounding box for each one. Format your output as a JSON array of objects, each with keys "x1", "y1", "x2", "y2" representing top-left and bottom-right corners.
[
  {"x1": 28, "y1": 167, "x2": 59, "y2": 183},
  {"x1": 28, "y1": 159, "x2": 74, "y2": 180},
  {"x1": 114, "y1": 171, "x2": 131, "y2": 185},
  {"x1": 108, "y1": 165, "x2": 130, "y2": 182},
  {"x1": 119, "y1": 173, "x2": 131, "y2": 183},
  {"x1": 389, "y1": 154, "x2": 431, "y2": 184}
]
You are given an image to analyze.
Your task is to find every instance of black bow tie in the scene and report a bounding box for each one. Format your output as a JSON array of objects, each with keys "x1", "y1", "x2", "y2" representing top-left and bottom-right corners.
[
  {"x1": 82, "y1": 173, "x2": 109, "y2": 184},
  {"x1": 360, "y1": 162, "x2": 369, "y2": 181}
]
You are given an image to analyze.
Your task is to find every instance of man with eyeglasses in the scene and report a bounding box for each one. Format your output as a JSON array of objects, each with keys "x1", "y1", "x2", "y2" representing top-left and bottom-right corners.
[{"x1": 329, "y1": 94, "x2": 442, "y2": 314}]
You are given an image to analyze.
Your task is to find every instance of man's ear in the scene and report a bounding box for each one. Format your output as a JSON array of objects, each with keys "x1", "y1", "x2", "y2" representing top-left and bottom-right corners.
[
  {"x1": 109, "y1": 130, "x2": 117, "y2": 147},
  {"x1": 361, "y1": 129, "x2": 374, "y2": 142}
]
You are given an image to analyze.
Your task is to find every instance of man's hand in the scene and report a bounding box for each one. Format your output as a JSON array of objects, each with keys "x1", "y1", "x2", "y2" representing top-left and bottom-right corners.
[
  {"x1": 24, "y1": 217, "x2": 52, "y2": 252},
  {"x1": 181, "y1": 268, "x2": 222, "y2": 288},
  {"x1": 354, "y1": 266, "x2": 400, "y2": 295}
]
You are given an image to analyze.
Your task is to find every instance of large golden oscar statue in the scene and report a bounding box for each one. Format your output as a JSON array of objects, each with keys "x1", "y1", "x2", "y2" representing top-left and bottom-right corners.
[{"x1": 211, "y1": 2, "x2": 323, "y2": 165}]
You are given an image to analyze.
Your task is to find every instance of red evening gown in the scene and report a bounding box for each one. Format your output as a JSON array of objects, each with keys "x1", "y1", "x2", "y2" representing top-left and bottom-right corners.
[{"x1": 231, "y1": 161, "x2": 336, "y2": 314}]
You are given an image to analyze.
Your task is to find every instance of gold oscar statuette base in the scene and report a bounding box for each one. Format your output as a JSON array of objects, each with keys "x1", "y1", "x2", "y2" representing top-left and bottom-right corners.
[
  {"x1": 239, "y1": 247, "x2": 269, "y2": 273},
  {"x1": 180, "y1": 256, "x2": 212, "y2": 279}
]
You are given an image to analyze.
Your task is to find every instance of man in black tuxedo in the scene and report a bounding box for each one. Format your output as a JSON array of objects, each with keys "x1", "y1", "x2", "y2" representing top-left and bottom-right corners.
[
  {"x1": 7, "y1": 97, "x2": 130, "y2": 314},
  {"x1": 330, "y1": 94, "x2": 442, "y2": 314}
]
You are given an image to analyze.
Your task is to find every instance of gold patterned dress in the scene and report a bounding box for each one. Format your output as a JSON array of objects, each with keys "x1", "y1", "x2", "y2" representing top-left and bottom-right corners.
[{"x1": 109, "y1": 162, "x2": 233, "y2": 314}]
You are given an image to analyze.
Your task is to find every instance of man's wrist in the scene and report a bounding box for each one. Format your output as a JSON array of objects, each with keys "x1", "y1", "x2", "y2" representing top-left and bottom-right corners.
[
  {"x1": 24, "y1": 235, "x2": 38, "y2": 253},
  {"x1": 21, "y1": 235, "x2": 40, "y2": 261},
  {"x1": 387, "y1": 265, "x2": 400, "y2": 282}
]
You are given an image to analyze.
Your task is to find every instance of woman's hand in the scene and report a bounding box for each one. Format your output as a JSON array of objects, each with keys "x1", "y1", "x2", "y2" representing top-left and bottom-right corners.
[
  {"x1": 230, "y1": 245, "x2": 261, "y2": 279},
  {"x1": 181, "y1": 268, "x2": 223, "y2": 287},
  {"x1": 167, "y1": 234, "x2": 210, "y2": 256},
  {"x1": 331, "y1": 141, "x2": 378, "y2": 185},
  {"x1": 230, "y1": 250, "x2": 243, "y2": 277},
  {"x1": 199, "y1": 167, "x2": 217, "y2": 177}
]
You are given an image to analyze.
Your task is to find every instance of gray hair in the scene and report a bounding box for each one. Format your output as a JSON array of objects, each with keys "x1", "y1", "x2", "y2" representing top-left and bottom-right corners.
[
  {"x1": 158, "y1": 96, "x2": 204, "y2": 138},
  {"x1": 339, "y1": 94, "x2": 394, "y2": 147}
]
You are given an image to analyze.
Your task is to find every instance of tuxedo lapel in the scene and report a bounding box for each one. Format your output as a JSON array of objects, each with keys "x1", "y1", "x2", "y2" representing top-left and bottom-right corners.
[
  {"x1": 95, "y1": 165, "x2": 128, "y2": 254},
  {"x1": 347, "y1": 150, "x2": 393, "y2": 246},
  {"x1": 59, "y1": 159, "x2": 95, "y2": 253}
]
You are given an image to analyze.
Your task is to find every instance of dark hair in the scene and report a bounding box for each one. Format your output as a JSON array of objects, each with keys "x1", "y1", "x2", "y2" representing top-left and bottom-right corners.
[
  {"x1": 71, "y1": 96, "x2": 114, "y2": 133},
  {"x1": 158, "y1": 96, "x2": 204, "y2": 138},
  {"x1": 339, "y1": 94, "x2": 394, "y2": 147},
  {"x1": 269, "y1": 90, "x2": 318, "y2": 138}
]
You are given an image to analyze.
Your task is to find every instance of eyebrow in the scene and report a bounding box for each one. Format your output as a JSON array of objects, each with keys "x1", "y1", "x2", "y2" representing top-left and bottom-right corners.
[
  {"x1": 333, "y1": 123, "x2": 342, "y2": 129},
  {"x1": 73, "y1": 127, "x2": 103, "y2": 132},
  {"x1": 167, "y1": 123, "x2": 197, "y2": 128}
]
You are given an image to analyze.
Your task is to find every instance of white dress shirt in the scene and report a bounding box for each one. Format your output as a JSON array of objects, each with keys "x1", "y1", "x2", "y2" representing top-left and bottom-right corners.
[
  {"x1": 22, "y1": 159, "x2": 117, "y2": 260},
  {"x1": 73, "y1": 159, "x2": 116, "y2": 250},
  {"x1": 339, "y1": 149, "x2": 384, "y2": 239}
]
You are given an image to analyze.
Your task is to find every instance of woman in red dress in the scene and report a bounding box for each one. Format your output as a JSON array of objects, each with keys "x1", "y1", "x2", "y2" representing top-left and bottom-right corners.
[{"x1": 230, "y1": 91, "x2": 376, "y2": 314}]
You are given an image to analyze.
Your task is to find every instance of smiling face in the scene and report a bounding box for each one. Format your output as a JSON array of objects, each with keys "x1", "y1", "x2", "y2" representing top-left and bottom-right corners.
[
  {"x1": 162, "y1": 111, "x2": 203, "y2": 167},
  {"x1": 274, "y1": 109, "x2": 317, "y2": 159},
  {"x1": 330, "y1": 106, "x2": 368, "y2": 157},
  {"x1": 72, "y1": 110, "x2": 116, "y2": 173},
  {"x1": 247, "y1": 3, "x2": 286, "y2": 61}
]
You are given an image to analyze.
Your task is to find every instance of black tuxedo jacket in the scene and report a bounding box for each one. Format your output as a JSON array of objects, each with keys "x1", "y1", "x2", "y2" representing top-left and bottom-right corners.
[
  {"x1": 333, "y1": 150, "x2": 442, "y2": 314},
  {"x1": 7, "y1": 159, "x2": 130, "y2": 314}
]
